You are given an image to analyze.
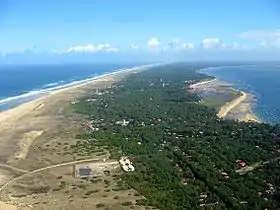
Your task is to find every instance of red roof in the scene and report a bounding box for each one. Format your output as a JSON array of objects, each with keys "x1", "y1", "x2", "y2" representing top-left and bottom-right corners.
[{"x1": 238, "y1": 161, "x2": 246, "y2": 167}]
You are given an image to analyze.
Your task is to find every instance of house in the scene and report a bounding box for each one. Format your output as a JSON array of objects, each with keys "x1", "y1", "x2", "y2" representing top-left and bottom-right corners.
[
  {"x1": 238, "y1": 161, "x2": 247, "y2": 167},
  {"x1": 115, "y1": 119, "x2": 129, "y2": 126},
  {"x1": 70, "y1": 100, "x2": 79, "y2": 105},
  {"x1": 75, "y1": 166, "x2": 93, "y2": 178}
]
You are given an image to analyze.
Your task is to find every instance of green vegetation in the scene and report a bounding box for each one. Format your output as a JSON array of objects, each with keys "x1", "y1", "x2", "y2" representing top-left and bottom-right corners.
[
  {"x1": 96, "y1": 203, "x2": 106, "y2": 208},
  {"x1": 122, "y1": 201, "x2": 133, "y2": 206},
  {"x1": 200, "y1": 87, "x2": 241, "y2": 110},
  {"x1": 73, "y1": 63, "x2": 280, "y2": 209},
  {"x1": 85, "y1": 189, "x2": 99, "y2": 195}
]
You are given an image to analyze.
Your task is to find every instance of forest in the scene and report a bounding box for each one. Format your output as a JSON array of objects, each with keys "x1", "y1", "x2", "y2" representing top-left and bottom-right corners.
[{"x1": 73, "y1": 63, "x2": 280, "y2": 210}]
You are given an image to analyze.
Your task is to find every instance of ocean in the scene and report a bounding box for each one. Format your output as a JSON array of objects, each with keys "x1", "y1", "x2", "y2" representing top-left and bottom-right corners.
[
  {"x1": 200, "y1": 64, "x2": 280, "y2": 124},
  {"x1": 0, "y1": 63, "x2": 143, "y2": 111}
]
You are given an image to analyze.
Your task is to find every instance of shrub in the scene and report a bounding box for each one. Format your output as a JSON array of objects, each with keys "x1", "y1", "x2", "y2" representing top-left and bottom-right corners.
[
  {"x1": 96, "y1": 203, "x2": 105, "y2": 208},
  {"x1": 122, "y1": 201, "x2": 133, "y2": 206}
]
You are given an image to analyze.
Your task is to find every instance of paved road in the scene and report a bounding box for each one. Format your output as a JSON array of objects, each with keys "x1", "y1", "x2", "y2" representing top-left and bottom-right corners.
[{"x1": 0, "y1": 158, "x2": 117, "y2": 192}]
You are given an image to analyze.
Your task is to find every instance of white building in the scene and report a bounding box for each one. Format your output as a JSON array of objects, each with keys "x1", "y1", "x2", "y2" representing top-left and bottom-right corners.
[
  {"x1": 115, "y1": 119, "x2": 130, "y2": 126},
  {"x1": 119, "y1": 157, "x2": 135, "y2": 172}
]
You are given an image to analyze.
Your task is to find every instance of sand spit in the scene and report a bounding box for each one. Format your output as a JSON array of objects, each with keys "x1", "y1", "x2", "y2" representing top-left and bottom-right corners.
[
  {"x1": 190, "y1": 78, "x2": 260, "y2": 123},
  {"x1": 217, "y1": 91, "x2": 247, "y2": 118}
]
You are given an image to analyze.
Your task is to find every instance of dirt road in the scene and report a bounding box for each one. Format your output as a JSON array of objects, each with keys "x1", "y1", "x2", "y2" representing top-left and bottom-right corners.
[
  {"x1": 0, "y1": 164, "x2": 28, "y2": 173},
  {"x1": 0, "y1": 158, "x2": 118, "y2": 192}
]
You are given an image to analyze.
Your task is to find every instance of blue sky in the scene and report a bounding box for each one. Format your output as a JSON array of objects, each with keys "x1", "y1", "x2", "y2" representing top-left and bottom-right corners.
[{"x1": 0, "y1": 0, "x2": 280, "y2": 63}]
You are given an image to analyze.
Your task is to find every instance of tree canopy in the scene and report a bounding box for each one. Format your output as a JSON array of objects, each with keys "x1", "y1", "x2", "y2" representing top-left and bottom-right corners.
[{"x1": 74, "y1": 63, "x2": 280, "y2": 210}]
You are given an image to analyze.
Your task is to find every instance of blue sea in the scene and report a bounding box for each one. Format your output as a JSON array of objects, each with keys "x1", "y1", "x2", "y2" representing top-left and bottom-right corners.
[
  {"x1": 0, "y1": 63, "x2": 143, "y2": 111},
  {"x1": 200, "y1": 64, "x2": 280, "y2": 124}
]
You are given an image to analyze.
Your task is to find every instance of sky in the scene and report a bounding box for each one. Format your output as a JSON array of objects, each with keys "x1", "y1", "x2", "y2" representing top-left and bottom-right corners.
[{"x1": 0, "y1": 0, "x2": 280, "y2": 64}]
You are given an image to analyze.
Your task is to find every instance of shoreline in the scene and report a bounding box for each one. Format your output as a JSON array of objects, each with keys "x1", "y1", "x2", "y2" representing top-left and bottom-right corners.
[
  {"x1": 0, "y1": 63, "x2": 159, "y2": 161},
  {"x1": 190, "y1": 77, "x2": 261, "y2": 123},
  {"x1": 0, "y1": 66, "x2": 136, "y2": 127},
  {"x1": 217, "y1": 91, "x2": 247, "y2": 118},
  {"x1": 218, "y1": 90, "x2": 260, "y2": 122},
  {"x1": 0, "y1": 64, "x2": 158, "y2": 112}
]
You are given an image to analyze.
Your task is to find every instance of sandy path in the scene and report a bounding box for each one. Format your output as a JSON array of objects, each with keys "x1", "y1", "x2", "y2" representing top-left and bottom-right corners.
[
  {"x1": 189, "y1": 78, "x2": 216, "y2": 89},
  {"x1": 217, "y1": 91, "x2": 247, "y2": 118},
  {"x1": 15, "y1": 131, "x2": 44, "y2": 160}
]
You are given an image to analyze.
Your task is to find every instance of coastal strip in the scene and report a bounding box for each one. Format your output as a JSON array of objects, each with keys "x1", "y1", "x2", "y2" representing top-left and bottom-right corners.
[
  {"x1": 0, "y1": 63, "x2": 162, "y2": 164},
  {"x1": 0, "y1": 63, "x2": 161, "y2": 108}
]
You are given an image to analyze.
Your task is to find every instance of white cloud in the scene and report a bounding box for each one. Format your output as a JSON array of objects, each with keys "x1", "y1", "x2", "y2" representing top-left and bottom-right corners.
[
  {"x1": 168, "y1": 39, "x2": 194, "y2": 51},
  {"x1": 237, "y1": 29, "x2": 280, "y2": 48},
  {"x1": 130, "y1": 44, "x2": 139, "y2": 50},
  {"x1": 68, "y1": 44, "x2": 96, "y2": 53},
  {"x1": 96, "y1": 44, "x2": 118, "y2": 52},
  {"x1": 168, "y1": 39, "x2": 180, "y2": 48},
  {"x1": 232, "y1": 42, "x2": 240, "y2": 49},
  {"x1": 182, "y1": 43, "x2": 194, "y2": 50},
  {"x1": 221, "y1": 42, "x2": 241, "y2": 50},
  {"x1": 259, "y1": 40, "x2": 267, "y2": 47},
  {"x1": 51, "y1": 49, "x2": 63, "y2": 54},
  {"x1": 148, "y1": 38, "x2": 160, "y2": 47},
  {"x1": 67, "y1": 43, "x2": 118, "y2": 53},
  {"x1": 201, "y1": 38, "x2": 220, "y2": 49},
  {"x1": 237, "y1": 30, "x2": 280, "y2": 40}
]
